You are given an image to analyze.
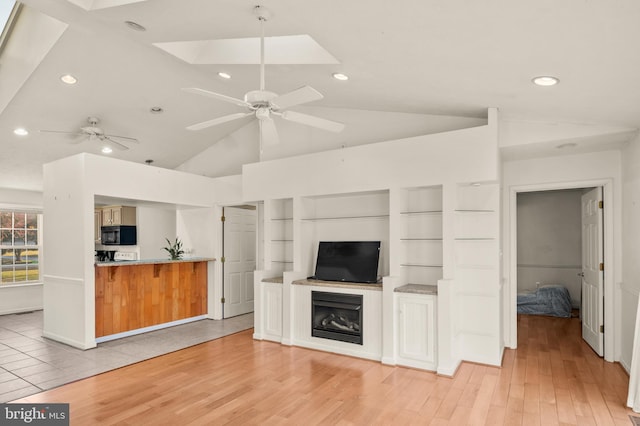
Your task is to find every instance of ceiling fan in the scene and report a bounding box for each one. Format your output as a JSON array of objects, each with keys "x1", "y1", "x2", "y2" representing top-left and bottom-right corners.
[
  {"x1": 40, "y1": 117, "x2": 139, "y2": 151},
  {"x1": 183, "y1": 5, "x2": 345, "y2": 147}
]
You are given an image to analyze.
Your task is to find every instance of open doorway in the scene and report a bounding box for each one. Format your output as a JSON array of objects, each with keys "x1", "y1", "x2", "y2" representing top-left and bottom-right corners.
[
  {"x1": 516, "y1": 187, "x2": 604, "y2": 356},
  {"x1": 222, "y1": 205, "x2": 257, "y2": 319}
]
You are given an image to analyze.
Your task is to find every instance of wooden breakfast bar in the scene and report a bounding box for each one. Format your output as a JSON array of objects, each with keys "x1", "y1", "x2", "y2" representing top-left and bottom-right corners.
[{"x1": 94, "y1": 258, "x2": 213, "y2": 339}]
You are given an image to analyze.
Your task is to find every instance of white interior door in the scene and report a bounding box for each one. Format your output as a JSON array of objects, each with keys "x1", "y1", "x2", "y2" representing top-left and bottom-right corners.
[
  {"x1": 223, "y1": 206, "x2": 257, "y2": 318},
  {"x1": 581, "y1": 187, "x2": 604, "y2": 356}
]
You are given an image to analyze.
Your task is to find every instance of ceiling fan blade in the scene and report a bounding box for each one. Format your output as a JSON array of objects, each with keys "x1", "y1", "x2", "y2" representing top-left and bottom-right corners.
[
  {"x1": 71, "y1": 134, "x2": 87, "y2": 144},
  {"x1": 40, "y1": 129, "x2": 88, "y2": 144},
  {"x1": 104, "y1": 134, "x2": 139, "y2": 143},
  {"x1": 186, "y1": 112, "x2": 253, "y2": 131},
  {"x1": 40, "y1": 129, "x2": 86, "y2": 141},
  {"x1": 182, "y1": 87, "x2": 252, "y2": 108},
  {"x1": 259, "y1": 117, "x2": 279, "y2": 147},
  {"x1": 281, "y1": 110, "x2": 345, "y2": 133},
  {"x1": 39, "y1": 129, "x2": 79, "y2": 135},
  {"x1": 270, "y1": 86, "x2": 323, "y2": 110},
  {"x1": 102, "y1": 136, "x2": 129, "y2": 151}
]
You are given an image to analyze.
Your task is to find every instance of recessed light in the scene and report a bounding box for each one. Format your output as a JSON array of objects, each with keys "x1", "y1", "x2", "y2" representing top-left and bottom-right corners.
[
  {"x1": 13, "y1": 128, "x2": 28, "y2": 136},
  {"x1": 101, "y1": 146, "x2": 113, "y2": 154},
  {"x1": 532, "y1": 76, "x2": 559, "y2": 86},
  {"x1": 150, "y1": 107, "x2": 163, "y2": 114},
  {"x1": 60, "y1": 74, "x2": 77, "y2": 85},
  {"x1": 556, "y1": 142, "x2": 577, "y2": 149},
  {"x1": 124, "y1": 20, "x2": 146, "y2": 31},
  {"x1": 217, "y1": 72, "x2": 231, "y2": 79},
  {"x1": 332, "y1": 72, "x2": 349, "y2": 81}
]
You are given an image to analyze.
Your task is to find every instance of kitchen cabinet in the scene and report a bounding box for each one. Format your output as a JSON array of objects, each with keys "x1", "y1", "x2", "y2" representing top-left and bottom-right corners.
[
  {"x1": 101, "y1": 206, "x2": 136, "y2": 226},
  {"x1": 95, "y1": 260, "x2": 208, "y2": 337},
  {"x1": 262, "y1": 281, "x2": 283, "y2": 342},
  {"x1": 94, "y1": 209, "x2": 102, "y2": 242}
]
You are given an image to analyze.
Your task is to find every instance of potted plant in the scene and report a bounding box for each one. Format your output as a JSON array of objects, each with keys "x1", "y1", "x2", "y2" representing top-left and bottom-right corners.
[{"x1": 163, "y1": 237, "x2": 184, "y2": 260}]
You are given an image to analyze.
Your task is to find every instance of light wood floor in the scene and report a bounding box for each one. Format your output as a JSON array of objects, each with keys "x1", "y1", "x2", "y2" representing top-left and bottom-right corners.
[{"x1": 14, "y1": 315, "x2": 636, "y2": 425}]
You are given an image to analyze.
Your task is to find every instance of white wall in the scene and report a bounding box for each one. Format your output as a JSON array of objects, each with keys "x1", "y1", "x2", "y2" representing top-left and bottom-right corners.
[
  {"x1": 136, "y1": 206, "x2": 177, "y2": 260},
  {"x1": 621, "y1": 135, "x2": 640, "y2": 372},
  {"x1": 0, "y1": 188, "x2": 43, "y2": 208},
  {"x1": 43, "y1": 155, "x2": 92, "y2": 348},
  {"x1": 176, "y1": 208, "x2": 216, "y2": 259},
  {"x1": 516, "y1": 190, "x2": 583, "y2": 307},
  {"x1": 176, "y1": 108, "x2": 486, "y2": 179},
  {"x1": 243, "y1": 122, "x2": 498, "y2": 200},
  {"x1": 502, "y1": 150, "x2": 623, "y2": 363}
]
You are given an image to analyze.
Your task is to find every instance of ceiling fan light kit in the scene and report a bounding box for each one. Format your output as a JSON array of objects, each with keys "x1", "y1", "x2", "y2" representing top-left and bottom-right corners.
[
  {"x1": 40, "y1": 116, "x2": 140, "y2": 151},
  {"x1": 183, "y1": 5, "x2": 345, "y2": 148}
]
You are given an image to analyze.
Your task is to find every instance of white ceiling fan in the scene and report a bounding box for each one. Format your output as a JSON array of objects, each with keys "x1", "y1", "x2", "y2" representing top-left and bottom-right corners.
[
  {"x1": 183, "y1": 5, "x2": 345, "y2": 147},
  {"x1": 40, "y1": 116, "x2": 139, "y2": 151}
]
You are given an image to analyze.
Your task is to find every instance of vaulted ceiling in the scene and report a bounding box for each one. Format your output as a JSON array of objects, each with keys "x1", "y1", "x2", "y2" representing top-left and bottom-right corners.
[{"x1": 2, "y1": 0, "x2": 640, "y2": 191}]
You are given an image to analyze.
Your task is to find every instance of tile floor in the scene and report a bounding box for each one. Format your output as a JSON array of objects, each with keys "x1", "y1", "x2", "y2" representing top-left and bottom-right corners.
[{"x1": 0, "y1": 310, "x2": 254, "y2": 402}]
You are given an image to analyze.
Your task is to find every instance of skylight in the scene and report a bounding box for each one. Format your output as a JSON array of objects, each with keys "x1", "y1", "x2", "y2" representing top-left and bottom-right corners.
[{"x1": 0, "y1": 1, "x2": 19, "y2": 55}]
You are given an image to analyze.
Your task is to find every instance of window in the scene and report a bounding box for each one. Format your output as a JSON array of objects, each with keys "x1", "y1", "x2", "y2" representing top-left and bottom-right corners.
[
  {"x1": 1, "y1": 210, "x2": 41, "y2": 284},
  {"x1": 0, "y1": 1, "x2": 19, "y2": 56}
]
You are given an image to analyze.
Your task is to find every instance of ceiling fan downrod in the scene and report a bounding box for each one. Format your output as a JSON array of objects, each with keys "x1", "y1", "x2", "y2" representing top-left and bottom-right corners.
[{"x1": 253, "y1": 5, "x2": 271, "y2": 92}]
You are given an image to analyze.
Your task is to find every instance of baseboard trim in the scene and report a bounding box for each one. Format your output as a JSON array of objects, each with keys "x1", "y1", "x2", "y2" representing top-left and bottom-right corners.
[
  {"x1": 42, "y1": 330, "x2": 94, "y2": 350},
  {"x1": 620, "y1": 357, "x2": 632, "y2": 375},
  {"x1": 437, "y1": 358, "x2": 462, "y2": 377},
  {"x1": 381, "y1": 356, "x2": 396, "y2": 366},
  {"x1": 0, "y1": 306, "x2": 42, "y2": 316},
  {"x1": 95, "y1": 315, "x2": 208, "y2": 344}
]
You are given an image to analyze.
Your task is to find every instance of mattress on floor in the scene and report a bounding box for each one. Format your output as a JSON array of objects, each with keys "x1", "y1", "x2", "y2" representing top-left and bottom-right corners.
[{"x1": 516, "y1": 284, "x2": 572, "y2": 318}]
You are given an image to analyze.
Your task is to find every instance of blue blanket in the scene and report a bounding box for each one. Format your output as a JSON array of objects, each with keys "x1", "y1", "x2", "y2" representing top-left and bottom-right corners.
[{"x1": 517, "y1": 285, "x2": 572, "y2": 318}]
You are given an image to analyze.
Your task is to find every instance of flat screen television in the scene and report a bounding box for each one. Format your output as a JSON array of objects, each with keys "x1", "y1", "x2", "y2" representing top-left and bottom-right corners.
[{"x1": 313, "y1": 241, "x2": 381, "y2": 284}]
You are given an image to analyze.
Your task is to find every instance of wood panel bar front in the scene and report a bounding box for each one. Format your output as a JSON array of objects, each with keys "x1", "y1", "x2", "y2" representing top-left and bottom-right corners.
[{"x1": 95, "y1": 261, "x2": 208, "y2": 338}]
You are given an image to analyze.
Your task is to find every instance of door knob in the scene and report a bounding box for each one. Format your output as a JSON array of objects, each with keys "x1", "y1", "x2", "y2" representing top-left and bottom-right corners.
[{"x1": 578, "y1": 272, "x2": 585, "y2": 277}]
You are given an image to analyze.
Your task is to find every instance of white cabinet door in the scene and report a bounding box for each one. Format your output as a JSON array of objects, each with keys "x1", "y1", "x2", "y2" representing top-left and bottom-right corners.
[
  {"x1": 263, "y1": 283, "x2": 282, "y2": 341},
  {"x1": 396, "y1": 293, "x2": 437, "y2": 370}
]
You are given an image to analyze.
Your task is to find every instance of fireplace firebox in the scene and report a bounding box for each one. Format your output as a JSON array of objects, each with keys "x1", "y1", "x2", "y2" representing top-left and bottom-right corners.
[{"x1": 311, "y1": 291, "x2": 363, "y2": 345}]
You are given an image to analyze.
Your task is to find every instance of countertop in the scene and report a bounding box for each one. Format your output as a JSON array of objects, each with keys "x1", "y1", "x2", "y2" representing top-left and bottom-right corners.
[
  {"x1": 394, "y1": 284, "x2": 438, "y2": 295},
  {"x1": 95, "y1": 257, "x2": 216, "y2": 267}
]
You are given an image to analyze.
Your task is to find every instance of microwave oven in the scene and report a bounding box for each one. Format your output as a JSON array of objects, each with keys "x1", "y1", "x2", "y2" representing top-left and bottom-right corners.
[{"x1": 101, "y1": 225, "x2": 137, "y2": 245}]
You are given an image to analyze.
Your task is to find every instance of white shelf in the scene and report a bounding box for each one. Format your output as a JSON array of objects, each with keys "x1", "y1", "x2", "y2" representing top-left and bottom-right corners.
[
  {"x1": 400, "y1": 210, "x2": 443, "y2": 215},
  {"x1": 302, "y1": 214, "x2": 389, "y2": 221},
  {"x1": 401, "y1": 264, "x2": 443, "y2": 268}
]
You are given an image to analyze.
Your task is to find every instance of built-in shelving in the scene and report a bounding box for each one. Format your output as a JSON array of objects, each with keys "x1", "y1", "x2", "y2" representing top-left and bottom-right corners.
[
  {"x1": 301, "y1": 214, "x2": 389, "y2": 221},
  {"x1": 452, "y1": 182, "x2": 502, "y2": 365},
  {"x1": 400, "y1": 263, "x2": 443, "y2": 268},
  {"x1": 269, "y1": 198, "x2": 294, "y2": 274},
  {"x1": 399, "y1": 186, "x2": 443, "y2": 286}
]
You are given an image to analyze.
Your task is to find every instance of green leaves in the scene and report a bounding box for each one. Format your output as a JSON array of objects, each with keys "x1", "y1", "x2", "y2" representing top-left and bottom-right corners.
[{"x1": 163, "y1": 237, "x2": 185, "y2": 260}]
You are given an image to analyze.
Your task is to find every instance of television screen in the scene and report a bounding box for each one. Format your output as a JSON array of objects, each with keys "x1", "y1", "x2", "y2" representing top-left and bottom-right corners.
[{"x1": 313, "y1": 241, "x2": 381, "y2": 284}]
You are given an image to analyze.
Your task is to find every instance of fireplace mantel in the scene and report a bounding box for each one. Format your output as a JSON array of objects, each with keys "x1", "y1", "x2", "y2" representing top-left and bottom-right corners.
[{"x1": 292, "y1": 278, "x2": 382, "y2": 291}]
